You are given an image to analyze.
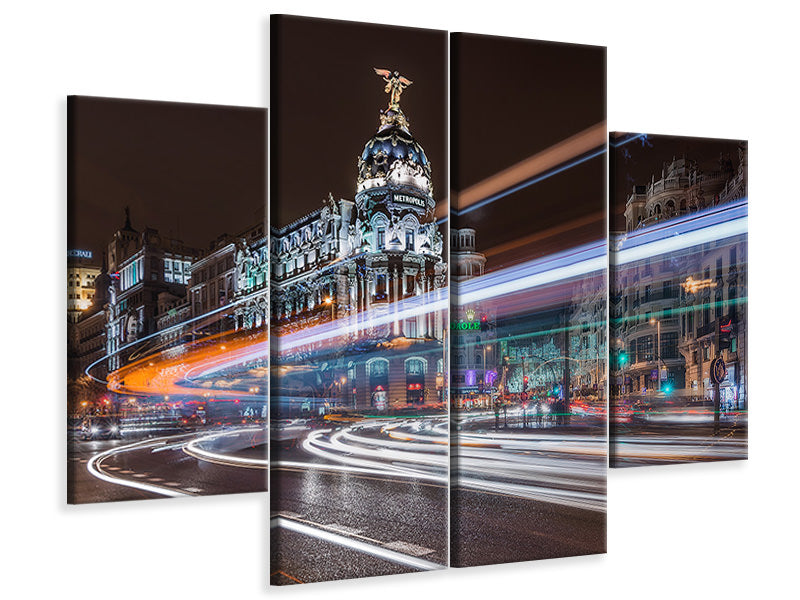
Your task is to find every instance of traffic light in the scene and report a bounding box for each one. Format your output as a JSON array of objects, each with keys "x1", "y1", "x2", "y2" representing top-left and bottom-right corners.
[
  {"x1": 480, "y1": 314, "x2": 488, "y2": 330},
  {"x1": 523, "y1": 375, "x2": 529, "y2": 391},
  {"x1": 717, "y1": 317, "x2": 734, "y2": 351}
]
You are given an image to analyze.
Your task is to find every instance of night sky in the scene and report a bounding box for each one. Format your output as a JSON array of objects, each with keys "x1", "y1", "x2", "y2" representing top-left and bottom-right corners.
[
  {"x1": 270, "y1": 15, "x2": 446, "y2": 229},
  {"x1": 610, "y1": 132, "x2": 746, "y2": 231},
  {"x1": 452, "y1": 33, "x2": 606, "y2": 270},
  {"x1": 68, "y1": 97, "x2": 266, "y2": 260}
]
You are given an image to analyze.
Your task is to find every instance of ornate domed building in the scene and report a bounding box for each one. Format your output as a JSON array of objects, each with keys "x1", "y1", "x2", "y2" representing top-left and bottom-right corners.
[{"x1": 271, "y1": 70, "x2": 446, "y2": 411}]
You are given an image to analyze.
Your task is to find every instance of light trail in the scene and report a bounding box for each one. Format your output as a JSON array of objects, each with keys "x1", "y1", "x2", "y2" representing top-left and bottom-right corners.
[
  {"x1": 182, "y1": 426, "x2": 268, "y2": 468},
  {"x1": 85, "y1": 296, "x2": 252, "y2": 383},
  {"x1": 455, "y1": 198, "x2": 747, "y2": 310},
  {"x1": 271, "y1": 516, "x2": 444, "y2": 571},
  {"x1": 454, "y1": 122, "x2": 606, "y2": 215},
  {"x1": 86, "y1": 436, "x2": 193, "y2": 498},
  {"x1": 283, "y1": 419, "x2": 605, "y2": 512},
  {"x1": 612, "y1": 434, "x2": 747, "y2": 463},
  {"x1": 273, "y1": 288, "x2": 448, "y2": 356},
  {"x1": 87, "y1": 427, "x2": 268, "y2": 494}
]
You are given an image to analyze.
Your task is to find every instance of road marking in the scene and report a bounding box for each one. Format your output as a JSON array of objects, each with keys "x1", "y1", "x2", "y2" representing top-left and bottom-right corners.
[
  {"x1": 323, "y1": 523, "x2": 363, "y2": 536},
  {"x1": 104, "y1": 466, "x2": 121, "y2": 471},
  {"x1": 183, "y1": 487, "x2": 204, "y2": 493},
  {"x1": 164, "y1": 482, "x2": 182, "y2": 487},
  {"x1": 272, "y1": 516, "x2": 444, "y2": 572},
  {"x1": 132, "y1": 473, "x2": 149, "y2": 478},
  {"x1": 383, "y1": 541, "x2": 435, "y2": 556},
  {"x1": 86, "y1": 436, "x2": 192, "y2": 498},
  {"x1": 148, "y1": 478, "x2": 164, "y2": 483}
]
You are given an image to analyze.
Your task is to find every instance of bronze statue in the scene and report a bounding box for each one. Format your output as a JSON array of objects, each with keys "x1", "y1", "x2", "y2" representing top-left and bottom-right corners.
[{"x1": 374, "y1": 68, "x2": 413, "y2": 111}]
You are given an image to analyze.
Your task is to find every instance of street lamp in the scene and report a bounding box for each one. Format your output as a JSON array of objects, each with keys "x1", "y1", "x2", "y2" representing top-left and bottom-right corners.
[
  {"x1": 649, "y1": 317, "x2": 661, "y2": 392},
  {"x1": 324, "y1": 296, "x2": 334, "y2": 321}
]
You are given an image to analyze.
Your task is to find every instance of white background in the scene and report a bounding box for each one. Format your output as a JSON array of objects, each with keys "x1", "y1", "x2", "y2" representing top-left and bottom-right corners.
[{"x1": 1, "y1": 1, "x2": 796, "y2": 598}]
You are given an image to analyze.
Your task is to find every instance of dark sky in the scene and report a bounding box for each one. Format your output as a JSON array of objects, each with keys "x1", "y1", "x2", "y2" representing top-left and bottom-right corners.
[
  {"x1": 68, "y1": 97, "x2": 266, "y2": 260},
  {"x1": 270, "y1": 15, "x2": 446, "y2": 228},
  {"x1": 610, "y1": 132, "x2": 746, "y2": 231},
  {"x1": 452, "y1": 33, "x2": 606, "y2": 270}
]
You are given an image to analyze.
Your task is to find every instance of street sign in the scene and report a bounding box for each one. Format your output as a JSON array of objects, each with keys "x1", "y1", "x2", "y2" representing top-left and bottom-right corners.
[{"x1": 711, "y1": 357, "x2": 728, "y2": 384}]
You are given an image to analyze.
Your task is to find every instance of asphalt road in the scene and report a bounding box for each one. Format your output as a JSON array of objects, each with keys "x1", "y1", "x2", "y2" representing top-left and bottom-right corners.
[
  {"x1": 68, "y1": 427, "x2": 268, "y2": 503},
  {"x1": 270, "y1": 419, "x2": 448, "y2": 584},
  {"x1": 270, "y1": 415, "x2": 608, "y2": 583},
  {"x1": 610, "y1": 418, "x2": 748, "y2": 467}
]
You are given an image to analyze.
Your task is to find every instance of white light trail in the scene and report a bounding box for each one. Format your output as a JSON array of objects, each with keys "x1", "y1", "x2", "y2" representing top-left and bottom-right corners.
[
  {"x1": 271, "y1": 517, "x2": 444, "y2": 571},
  {"x1": 86, "y1": 437, "x2": 190, "y2": 498}
]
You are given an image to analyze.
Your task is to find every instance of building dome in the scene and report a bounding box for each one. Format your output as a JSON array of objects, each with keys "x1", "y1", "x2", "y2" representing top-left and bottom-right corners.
[{"x1": 356, "y1": 108, "x2": 433, "y2": 198}]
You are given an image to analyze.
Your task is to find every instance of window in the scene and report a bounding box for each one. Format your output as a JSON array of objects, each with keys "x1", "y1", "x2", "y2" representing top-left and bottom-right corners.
[
  {"x1": 377, "y1": 227, "x2": 385, "y2": 250},
  {"x1": 405, "y1": 229, "x2": 414, "y2": 250}
]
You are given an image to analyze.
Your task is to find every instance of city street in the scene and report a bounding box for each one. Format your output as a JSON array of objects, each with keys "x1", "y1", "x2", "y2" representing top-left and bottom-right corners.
[
  {"x1": 452, "y1": 410, "x2": 606, "y2": 566},
  {"x1": 269, "y1": 413, "x2": 607, "y2": 582},
  {"x1": 611, "y1": 415, "x2": 747, "y2": 467},
  {"x1": 270, "y1": 419, "x2": 448, "y2": 584},
  {"x1": 68, "y1": 426, "x2": 267, "y2": 503}
]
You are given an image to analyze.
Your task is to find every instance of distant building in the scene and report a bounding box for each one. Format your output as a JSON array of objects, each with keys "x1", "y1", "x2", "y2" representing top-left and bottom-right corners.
[
  {"x1": 450, "y1": 228, "x2": 496, "y2": 408},
  {"x1": 105, "y1": 209, "x2": 198, "y2": 371},
  {"x1": 67, "y1": 250, "x2": 101, "y2": 323},
  {"x1": 67, "y1": 255, "x2": 112, "y2": 412},
  {"x1": 612, "y1": 145, "x2": 747, "y2": 406}
]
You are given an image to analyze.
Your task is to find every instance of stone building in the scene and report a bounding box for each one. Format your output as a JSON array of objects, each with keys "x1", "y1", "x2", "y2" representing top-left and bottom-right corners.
[
  {"x1": 271, "y1": 74, "x2": 446, "y2": 410},
  {"x1": 612, "y1": 144, "x2": 747, "y2": 406}
]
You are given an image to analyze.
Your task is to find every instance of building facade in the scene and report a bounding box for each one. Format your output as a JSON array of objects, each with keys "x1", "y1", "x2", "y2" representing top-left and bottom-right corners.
[
  {"x1": 450, "y1": 228, "x2": 497, "y2": 408},
  {"x1": 105, "y1": 210, "x2": 198, "y2": 371},
  {"x1": 271, "y1": 75, "x2": 446, "y2": 411},
  {"x1": 612, "y1": 146, "x2": 747, "y2": 406},
  {"x1": 67, "y1": 250, "x2": 101, "y2": 323}
]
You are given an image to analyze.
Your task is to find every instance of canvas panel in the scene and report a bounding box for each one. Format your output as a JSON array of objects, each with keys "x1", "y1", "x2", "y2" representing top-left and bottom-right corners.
[
  {"x1": 609, "y1": 133, "x2": 748, "y2": 467},
  {"x1": 67, "y1": 97, "x2": 268, "y2": 503},
  {"x1": 449, "y1": 33, "x2": 608, "y2": 567},
  {"x1": 269, "y1": 16, "x2": 448, "y2": 584}
]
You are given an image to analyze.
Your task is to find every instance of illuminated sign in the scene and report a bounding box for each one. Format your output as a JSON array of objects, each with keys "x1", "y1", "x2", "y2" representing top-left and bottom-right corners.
[
  {"x1": 452, "y1": 321, "x2": 481, "y2": 330},
  {"x1": 68, "y1": 249, "x2": 93, "y2": 259},
  {"x1": 465, "y1": 370, "x2": 476, "y2": 387},
  {"x1": 393, "y1": 193, "x2": 427, "y2": 208}
]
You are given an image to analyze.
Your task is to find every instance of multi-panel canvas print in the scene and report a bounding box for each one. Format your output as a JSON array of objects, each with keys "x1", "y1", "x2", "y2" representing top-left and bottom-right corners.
[
  {"x1": 67, "y1": 97, "x2": 268, "y2": 503},
  {"x1": 269, "y1": 16, "x2": 448, "y2": 584},
  {"x1": 609, "y1": 133, "x2": 748, "y2": 467},
  {"x1": 449, "y1": 34, "x2": 607, "y2": 566}
]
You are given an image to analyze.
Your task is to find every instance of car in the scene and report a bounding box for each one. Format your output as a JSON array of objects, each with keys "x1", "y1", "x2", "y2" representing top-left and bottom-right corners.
[{"x1": 79, "y1": 416, "x2": 122, "y2": 440}]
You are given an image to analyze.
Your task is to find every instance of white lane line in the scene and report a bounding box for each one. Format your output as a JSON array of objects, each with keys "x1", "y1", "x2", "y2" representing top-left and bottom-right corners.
[
  {"x1": 86, "y1": 439, "x2": 190, "y2": 498},
  {"x1": 383, "y1": 541, "x2": 435, "y2": 557},
  {"x1": 271, "y1": 517, "x2": 443, "y2": 572},
  {"x1": 183, "y1": 487, "x2": 204, "y2": 493},
  {"x1": 324, "y1": 523, "x2": 364, "y2": 536}
]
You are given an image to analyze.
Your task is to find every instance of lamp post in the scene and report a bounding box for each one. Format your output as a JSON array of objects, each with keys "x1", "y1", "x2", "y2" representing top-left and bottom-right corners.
[
  {"x1": 482, "y1": 344, "x2": 491, "y2": 407},
  {"x1": 650, "y1": 317, "x2": 661, "y2": 392}
]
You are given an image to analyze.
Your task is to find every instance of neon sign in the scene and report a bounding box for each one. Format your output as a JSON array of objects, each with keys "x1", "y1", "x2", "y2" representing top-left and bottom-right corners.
[{"x1": 68, "y1": 249, "x2": 93, "y2": 259}]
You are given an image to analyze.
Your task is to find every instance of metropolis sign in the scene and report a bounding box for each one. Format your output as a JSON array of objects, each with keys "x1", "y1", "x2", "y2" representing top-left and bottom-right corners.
[{"x1": 393, "y1": 193, "x2": 427, "y2": 208}]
